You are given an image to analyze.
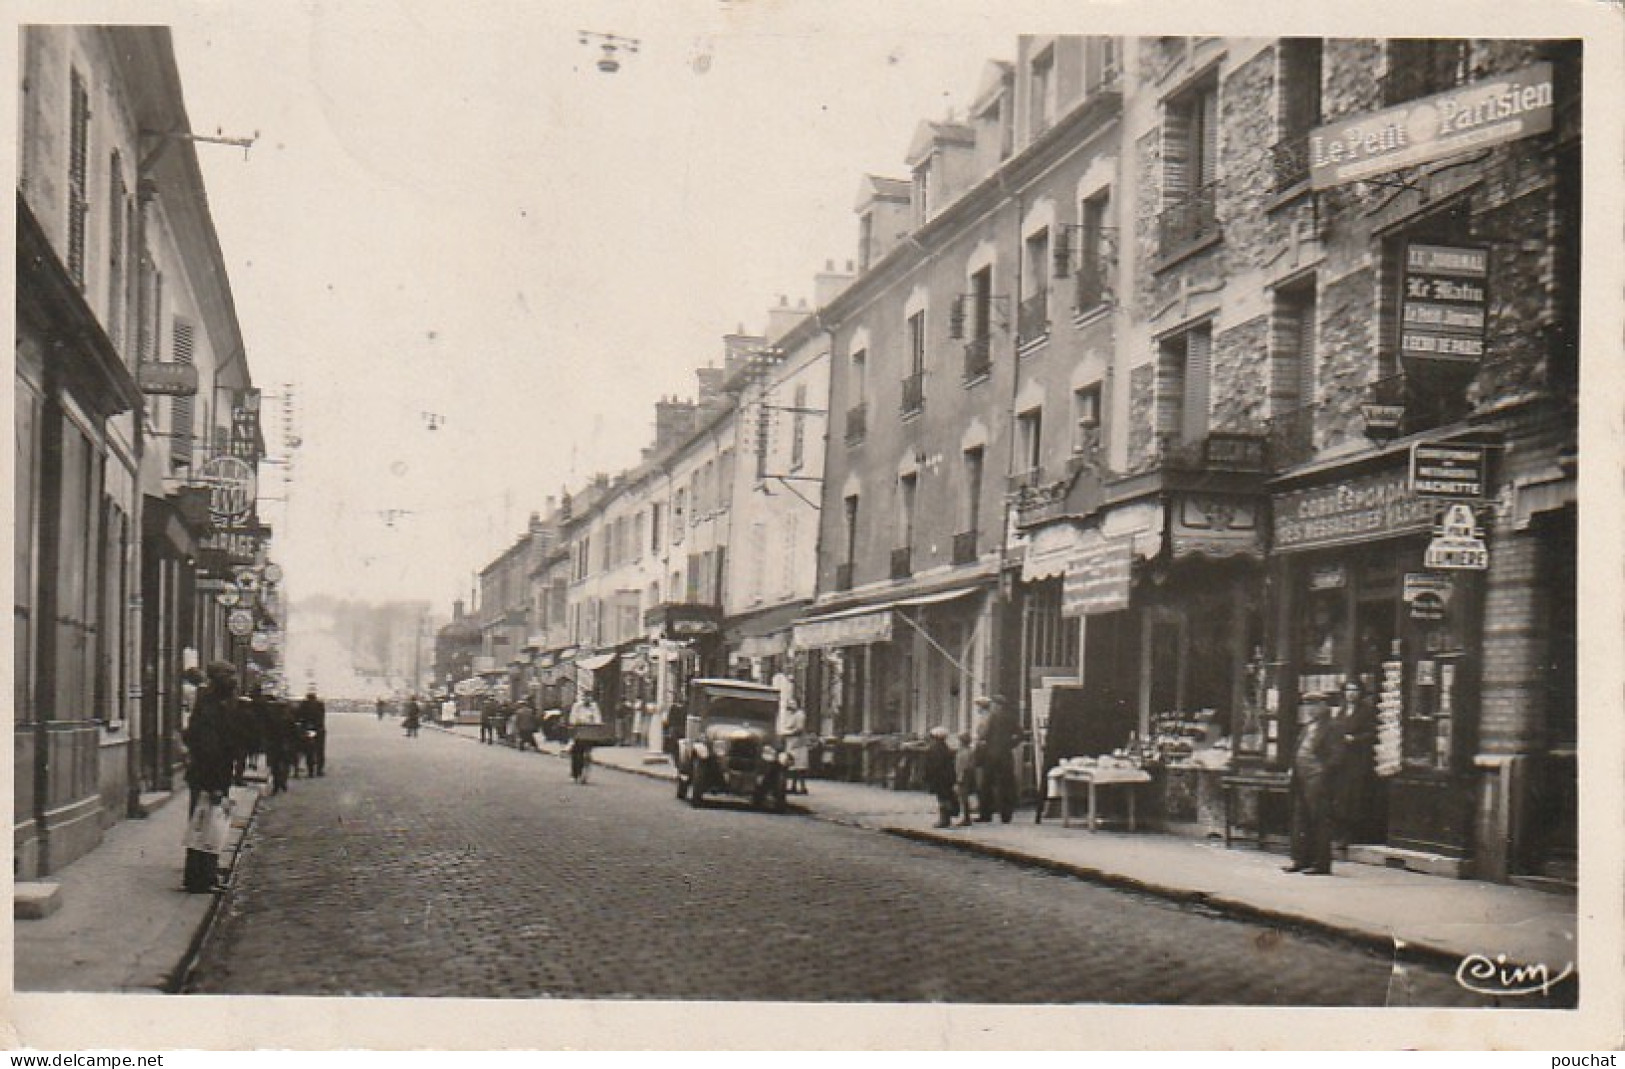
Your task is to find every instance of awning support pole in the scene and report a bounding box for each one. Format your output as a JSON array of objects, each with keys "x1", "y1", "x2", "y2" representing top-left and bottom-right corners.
[{"x1": 895, "y1": 609, "x2": 980, "y2": 694}]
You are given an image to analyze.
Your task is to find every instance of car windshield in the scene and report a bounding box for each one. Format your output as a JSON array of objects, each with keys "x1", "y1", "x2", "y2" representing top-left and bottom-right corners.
[{"x1": 703, "y1": 695, "x2": 778, "y2": 725}]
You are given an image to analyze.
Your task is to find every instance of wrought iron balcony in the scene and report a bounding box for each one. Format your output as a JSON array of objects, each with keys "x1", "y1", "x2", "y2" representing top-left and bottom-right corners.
[
  {"x1": 1270, "y1": 135, "x2": 1312, "y2": 194},
  {"x1": 844, "y1": 401, "x2": 867, "y2": 446},
  {"x1": 834, "y1": 562, "x2": 854, "y2": 592},
  {"x1": 890, "y1": 546, "x2": 913, "y2": 580},
  {"x1": 900, "y1": 370, "x2": 925, "y2": 416},
  {"x1": 1157, "y1": 180, "x2": 1219, "y2": 258},
  {"x1": 1017, "y1": 293, "x2": 1050, "y2": 348},
  {"x1": 952, "y1": 530, "x2": 978, "y2": 565},
  {"x1": 962, "y1": 337, "x2": 992, "y2": 383},
  {"x1": 1072, "y1": 233, "x2": 1115, "y2": 313}
]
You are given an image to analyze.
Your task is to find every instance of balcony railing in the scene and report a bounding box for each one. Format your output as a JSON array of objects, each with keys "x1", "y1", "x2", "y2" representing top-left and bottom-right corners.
[
  {"x1": 962, "y1": 337, "x2": 992, "y2": 383},
  {"x1": 834, "y1": 562, "x2": 854, "y2": 592},
  {"x1": 1158, "y1": 180, "x2": 1219, "y2": 258},
  {"x1": 1270, "y1": 136, "x2": 1312, "y2": 194},
  {"x1": 890, "y1": 547, "x2": 913, "y2": 580},
  {"x1": 900, "y1": 370, "x2": 925, "y2": 416},
  {"x1": 844, "y1": 401, "x2": 867, "y2": 446},
  {"x1": 952, "y1": 530, "x2": 979, "y2": 565},
  {"x1": 1074, "y1": 245, "x2": 1111, "y2": 313},
  {"x1": 1017, "y1": 292, "x2": 1049, "y2": 348}
]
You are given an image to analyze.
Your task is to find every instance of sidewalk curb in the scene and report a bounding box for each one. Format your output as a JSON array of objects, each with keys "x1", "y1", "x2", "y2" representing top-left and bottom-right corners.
[
  {"x1": 164, "y1": 787, "x2": 267, "y2": 995},
  {"x1": 881, "y1": 825, "x2": 1476, "y2": 975}
]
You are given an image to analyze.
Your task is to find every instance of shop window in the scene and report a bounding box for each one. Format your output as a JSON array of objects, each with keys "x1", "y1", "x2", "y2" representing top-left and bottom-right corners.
[{"x1": 1156, "y1": 322, "x2": 1212, "y2": 447}]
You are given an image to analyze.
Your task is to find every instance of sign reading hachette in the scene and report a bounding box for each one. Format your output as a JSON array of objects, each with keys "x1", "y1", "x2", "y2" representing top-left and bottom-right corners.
[
  {"x1": 1308, "y1": 63, "x2": 1553, "y2": 189},
  {"x1": 1273, "y1": 469, "x2": 1434, "y2": 553}
]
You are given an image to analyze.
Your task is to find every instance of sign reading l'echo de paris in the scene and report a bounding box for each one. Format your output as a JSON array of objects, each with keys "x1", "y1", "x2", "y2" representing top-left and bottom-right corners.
[{"x1": 1308, "y1": 62, "x2": 1553, "y2": 190}]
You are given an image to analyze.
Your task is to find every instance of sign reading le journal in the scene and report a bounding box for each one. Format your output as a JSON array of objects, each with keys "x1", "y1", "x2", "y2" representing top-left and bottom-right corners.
[{"x1": 1308, "y1": 63, "x2": 1553, "y2": 189}]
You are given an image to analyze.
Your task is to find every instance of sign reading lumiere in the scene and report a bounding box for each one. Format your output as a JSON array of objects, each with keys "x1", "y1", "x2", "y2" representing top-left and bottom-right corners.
[{"x1": 1308, "y1": 63, "x2": 1553, "y2": 190}]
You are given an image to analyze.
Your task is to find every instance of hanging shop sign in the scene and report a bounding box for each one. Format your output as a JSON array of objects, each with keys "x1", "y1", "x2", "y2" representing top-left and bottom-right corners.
[
  {"x1": 1424, "y1": 503, "x2": 1490, "y2": 570},
  {"x1": 1308, "y1": 62, "x2": 1554, "y2": 189},
  {"x1": 1410, "y1": 442, "x2": 1488, "y2": 500},
  {"x1": 228, "y1": 609, "x2": 255, "y2": 638},
  {"x1": 228, "y1": 389, "x2": 262, "y2": 461},
  {"x1": 1400, "y1": 244, "x2": 1490, "y2": 366},
  {"x1": 1061, "y1": 535, "x2": 1134, "y2": 618},
  {"x1": 198, "y1": 455, "x2": 257, "y2": 521},
  {"x1": 793, "y1": 610, "x2": 894, "y2": 650},
  {"x1": 1404, "y1": 572, "x2": 1452, "y2": 620},
  {"x1": 136, "y1": 360, "x2": 200, "y2": 396},
  {"x1": 1273, "y1": 468, "x2": 1435, "y2": 552}
]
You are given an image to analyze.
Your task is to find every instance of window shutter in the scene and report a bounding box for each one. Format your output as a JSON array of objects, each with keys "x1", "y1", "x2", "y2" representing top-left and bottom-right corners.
[
  {"x1": 170, "y1": 318, "x2": 195, "y2": 468},
  {"x1": 1296, "y1": 293, "x2": 1317, "y2": 409},
  {"x1": 1181, "y1": 326, "x2": 1212, "y2": 444},
  {"x1": 68, "y1": 71, "x2": 90, "y2": 286},
  {"x1": 1198, "y1": 87, "x2": 1219, "y2": 188}
]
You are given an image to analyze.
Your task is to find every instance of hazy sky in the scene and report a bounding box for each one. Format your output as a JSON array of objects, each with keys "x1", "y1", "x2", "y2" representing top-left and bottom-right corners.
[{"x1": 167, "y1": 0, "x2": 1015, "y2": 609}]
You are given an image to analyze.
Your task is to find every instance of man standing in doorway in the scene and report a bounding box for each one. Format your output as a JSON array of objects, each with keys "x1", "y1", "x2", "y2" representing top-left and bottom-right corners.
[{"x1": 977, "y1": 695, "x2": 1020, "y2": 824}]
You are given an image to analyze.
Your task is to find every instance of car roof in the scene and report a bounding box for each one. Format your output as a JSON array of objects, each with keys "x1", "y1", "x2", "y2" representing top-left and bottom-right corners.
[{"x1": 690, "y1": 678, "x2": 781, "y2": 698}]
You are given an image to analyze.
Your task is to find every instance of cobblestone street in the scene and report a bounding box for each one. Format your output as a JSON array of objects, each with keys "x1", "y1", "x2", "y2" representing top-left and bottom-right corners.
[{"x1": 183, "y1": 715, "x2": 1500, "y2": 1006}]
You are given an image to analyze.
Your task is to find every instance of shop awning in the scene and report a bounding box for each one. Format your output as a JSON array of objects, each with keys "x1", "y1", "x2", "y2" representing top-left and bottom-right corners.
[
  {"x1": 577, "y1": 651, "x2": 618, "y2": 672},
  {"x1": 793, "y1": 587, "x2": 981, "y2": 650}
]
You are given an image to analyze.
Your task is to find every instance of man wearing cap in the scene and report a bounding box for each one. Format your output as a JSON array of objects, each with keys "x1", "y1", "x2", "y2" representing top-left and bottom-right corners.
[
  {"x1": 1285, "y1": 694, "x2": 1344, "y2": 874},
  {"x1": 977, "y1": 695, "x2": 1021, "y2": 824}
]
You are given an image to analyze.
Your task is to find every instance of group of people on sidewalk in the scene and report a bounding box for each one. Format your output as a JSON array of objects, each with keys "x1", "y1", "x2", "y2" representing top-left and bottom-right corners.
[
  {"x1": 179, "y1": 662, "x2": 329, "y2": 892},
  {"x1": 922, "y1": 694, "x2": 1022, "y2": 829}
]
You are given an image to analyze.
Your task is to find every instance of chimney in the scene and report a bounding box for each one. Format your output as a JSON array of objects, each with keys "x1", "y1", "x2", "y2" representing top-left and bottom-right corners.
[
  {"x1": 654, "y1": 396, "x2": 698, "y2": 454},
  {"x1": 767, "y1": 295, "x2": 812, "y2": 342},
  {"x1": 453, "y1": 599, "x2": 465, "y2": 622},
  {"x1": 814, "y1": 259, "x2": 855, "y2": 307},
  {"x1": 695, "y1": 366, "x2": 727, "y2": 408}
]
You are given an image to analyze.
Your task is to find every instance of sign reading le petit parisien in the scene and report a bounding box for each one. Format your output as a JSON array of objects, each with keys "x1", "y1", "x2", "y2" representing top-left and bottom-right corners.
[{"x1": 1308, "y1": 63, "x2": 1553, "y2": 189}]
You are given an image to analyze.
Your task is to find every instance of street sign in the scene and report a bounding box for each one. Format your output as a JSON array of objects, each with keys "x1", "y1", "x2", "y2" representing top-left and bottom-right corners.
[
  {"x1": 1308, "y1": 63, "x2": 1553, "y2": 189},
  {"x1": 136, "y1": 361, "x2": 200, "y2": 396},
  {"x1": 198, "y1": 456, "x2": 257, "y2": 521},
  {"x1": 1411, "y1": 442, "x2": 1488, "y2": 500}
]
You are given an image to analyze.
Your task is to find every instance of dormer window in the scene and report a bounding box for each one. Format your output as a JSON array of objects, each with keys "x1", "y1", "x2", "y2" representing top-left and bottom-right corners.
[{"x1": 1030, "y1": 45, "x2": 1055, "y2": 139}]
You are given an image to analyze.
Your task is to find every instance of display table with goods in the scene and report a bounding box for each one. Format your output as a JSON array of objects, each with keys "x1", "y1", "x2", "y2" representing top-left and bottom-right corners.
[
  {"x1": 1142, "y1": 709, "x2": 1232, "y2": 838},
  {"x1": 1047, "y1": 756, "x2": 1153, "y2": 830}
]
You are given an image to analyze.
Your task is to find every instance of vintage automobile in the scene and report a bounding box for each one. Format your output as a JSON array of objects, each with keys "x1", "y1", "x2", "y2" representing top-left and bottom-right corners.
[{"x1": 674, "y1": 677, "x2": 791, "y2": 812}]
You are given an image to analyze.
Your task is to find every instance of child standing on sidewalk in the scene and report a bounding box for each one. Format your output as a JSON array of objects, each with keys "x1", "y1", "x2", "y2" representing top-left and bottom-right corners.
[
  {"x1": 953, "y1": 730, "x2": 978, "y2": 827},
  {"x1": 923, "y1": 727, "x2": 959, "y2": 828}
]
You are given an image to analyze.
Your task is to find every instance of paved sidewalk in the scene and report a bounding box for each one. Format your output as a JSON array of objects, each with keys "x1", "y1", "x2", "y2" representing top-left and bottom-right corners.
[
  {"x1": 482, "y1": 725, "x2": 1577, "y2": 974},
  {"x1": 14, "y1": 779, "x2": 266, "y2": 992}
]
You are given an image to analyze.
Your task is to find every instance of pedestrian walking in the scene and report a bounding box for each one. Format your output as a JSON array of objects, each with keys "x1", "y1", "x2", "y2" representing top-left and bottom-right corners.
[
  {"x1": 662, "y1": 702, "x2": 685, "y2": 766},
  {"x1": 954, "y1": 730, "x2": 978, "y2": 827},
  {"x1": 376, "y1": 696, "x2": 388, "y2": 721},
  {"x1": 479, "y1": 696, "x2": 497, "y2": 744},
  {"x1": 778, "y1": 697, "x2": 810, "y2": 795},
  {"x1": 404, "y1": 697, "x2": 422, "y2": 738},
  {"x1": 1285, "y1": 694, "x2": 1343, "y2": 875},
  {"x1": 514, "y1": 700, "x2": 541, "y2": 752},
  {"x1": 976, "y1": 695, "x2": 1020, "y2": 823},
  {"x1": 568, "y1": 691, "x2": 603, "y2": 783},
  {"x1": 263, "y1": 697, "x2": 298, "y2": 794},
  {"x1": 297, "y1": 689, "x2": 328, "y2": 776},
  {"x1": 181, "y1": 662, "x2": 238, "y2": 893},
  {"x1": 923, "y1": 726, "x2": 958, "y2": 828}
]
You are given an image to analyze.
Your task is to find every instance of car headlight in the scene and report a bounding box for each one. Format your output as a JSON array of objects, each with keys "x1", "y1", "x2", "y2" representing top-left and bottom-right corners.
[{"x1": 692, "y1": 742, "x2": 710, "y2": 760}]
